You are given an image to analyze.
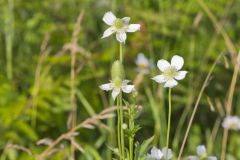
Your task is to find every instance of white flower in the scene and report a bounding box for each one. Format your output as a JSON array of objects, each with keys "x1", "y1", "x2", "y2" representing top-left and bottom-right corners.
[
  {"x1": 135, "y1": 53, "x2": 153, "y2": 74},
  {"x1": 222, "y1": 116, "x2": 240, "y2": 130},
  {"x1": 152, "y1": 55, "x2": 187, "y2": 88},
  {"x1": 99, "y1": 79, "x2": 134, "y2": 101},
  {"x1": 102, "y1": 11, "x2": 141, "y2": 43},
  {"x1": 146, "y1": 147, "x2": 163, "y2": 160},
  {"x1": 146, "y1": 147, "x2": 173, "y2": 160},
  {"x1": 188, "y1": 145, "x2": 217, "y2": 160},
  {"x1": 162, "y1": 147, "x2": 173, "y2": 160},
  {"x1": 196, "y1": 145, "x2": 207, "y2": 157}
]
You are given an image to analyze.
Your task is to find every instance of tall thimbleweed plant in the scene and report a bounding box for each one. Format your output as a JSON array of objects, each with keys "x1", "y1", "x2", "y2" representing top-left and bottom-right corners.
[
  {"x1": 152, "y1": 55, "x2": 188, "y2": 159},
  {"x1": 100, "y1": 11, "x2": 140, "y2": 160},
  {"x1": 100, "y1": 11, "x2": 189, "y2": 160}
]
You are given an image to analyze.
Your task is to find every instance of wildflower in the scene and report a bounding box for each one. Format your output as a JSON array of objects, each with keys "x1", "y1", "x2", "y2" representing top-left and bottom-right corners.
[
  {"x1": 146, "y1": 147, "x2": 173, "y2": 160},
  {"x1": 146, "y1": 147, "x2": 163, "y2": 160},
  {"x1": 102, "y1": 11, "x2": 140, "y2": 43},
  {"x1": 222, "y1": 116, "x2": 240, "y2": 130},
  {"x1": 162, "y1": 147, "x2": 173, "y2": 160},
  {"x1": 188, "y1": 145, "x2": 217, "y2": 160},
  {"x1": 135, "y1": 53, "x2": 153, "y2": 74},
  {"x1": 99, "y1": 79, "x2": 134, "y2": 101},
  {"x1": 152, "y1": 55, "x2": 187, "y2": 88}
]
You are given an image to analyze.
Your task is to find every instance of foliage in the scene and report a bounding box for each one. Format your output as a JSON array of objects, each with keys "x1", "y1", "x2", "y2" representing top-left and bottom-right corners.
[{"x1": 0, "y1": 0, "x2": 240, "y2": 159}]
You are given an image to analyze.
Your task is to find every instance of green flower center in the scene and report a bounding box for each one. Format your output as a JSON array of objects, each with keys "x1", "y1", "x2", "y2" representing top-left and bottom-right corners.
[
  {"x1": 163, "y1": 67, "x2": 177, "y2": 79},
  {"x1": 113, "y1": 78, "x2": 122, "y2": 88},
  {"x1": 114, "y1": 19, "x2": 123, "y2": 29},
  {"x1": 200, "y1": 154, "x2": 208, "y2": 160}
]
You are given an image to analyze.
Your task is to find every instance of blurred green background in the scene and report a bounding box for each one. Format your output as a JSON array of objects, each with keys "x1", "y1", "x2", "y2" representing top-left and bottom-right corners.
[{"x1": 0, "y1": 0, "x2": 240, "y2": 159}]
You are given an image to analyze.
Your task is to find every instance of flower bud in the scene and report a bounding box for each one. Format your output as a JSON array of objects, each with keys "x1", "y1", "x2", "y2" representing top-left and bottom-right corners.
[
  {"x1": 111, "y1": 60, "x2": 125, "y2": 80},
  {"x1": 132, "y1": 89, "x2": 138, "y2": 98},
  {"x1": 122, "y1": 123, "x2": 128, "y2": 130}
]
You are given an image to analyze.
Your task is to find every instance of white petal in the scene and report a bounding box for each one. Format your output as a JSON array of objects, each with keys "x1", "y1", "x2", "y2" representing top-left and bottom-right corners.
[
  {"x1": 208, "y1": 156, "x2": 217, "y2": 160},
  {"x1": 136, "y1": 53, "x2": 148, "y2": 65},
  {"x1": 149, "y1": 147, "x2": 163, "y2": 159},
  {"x1": 103, "y1": 11, "x2": 116, "y2": 25},
  {"x1": 222, "y1": 116, "x2": 240, "y2": 130},
  {"x1": 164, "y1": 79, "x2": 178, "y2": 88},
  {"x1": 175, "y1": 71, "x2": 188, "y2": 80},
  {"x1": 135, "y1": 53, "x2": 143, "y2": 64},
  {"x1": 171, "y1": 55, "x2": 184, "y2": 70},
  {"x1": 102, "y1": 27, "x2": 115, "y2": 39},
  {"x1": 196, "y1": 145, "x2": 207, "y2": 156},
  {"x1": 122, "y1": 80, "x2": 130, "y2": 84},
  {"x1": 162, "y1": 147, "x2": 173, "y2": 159},
  {"x1": 152, "y1": 75, "x2": 166, "y2": 84},
  {"x1": 157, "y1": 59, "x2": 170, "y2": 72},
  {"x1": 112, "y1": 88, "x2": 120, "y2": 101},
  {"x1": 121, "y1": 85, "x2": 134, "y2": 93},
  {"x1": 127, "y1": 24, "x2": 141, "y2": 32},
  {"x1": 116, "y1": 32, "x2": 127, "y2": 43},
  {"x1": 121, "y1": 17, "x2": 130, "y2": 25},
  {"x1": 99, "y1": 83, "x2": 113, "y2": 91},
  {"x1": 187, "y1": 156, "x2": 198, "y2": 160}
]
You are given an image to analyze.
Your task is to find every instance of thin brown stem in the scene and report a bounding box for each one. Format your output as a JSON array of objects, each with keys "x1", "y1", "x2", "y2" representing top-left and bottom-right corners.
[
  {"x1": 177, "y1": 53, "x2": 223, "y2": 160},
  {"x1": 69, "y1": 11, "x2": 84, "y2": 159},
  {"x1": 220, "y1": 51, "x2": 240, "y2": 160},
  {"x1": 36, "y1": 107, "x2": 118, "y2": 160}
]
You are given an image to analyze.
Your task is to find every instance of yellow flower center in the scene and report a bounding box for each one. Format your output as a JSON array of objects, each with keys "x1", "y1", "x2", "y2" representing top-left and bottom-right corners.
[
  {"x1": 114, "y1": 19, "x2": 123, "y2": 29},
  {"x1": 229, "y1": 122, "x2": 238, "y2": 129},
  {"x1": 163, "y1": 67, "x2": 177, "y2": 79},
  {"x1": 139, "y1": 62, "x2": 147, "y2": 69}
]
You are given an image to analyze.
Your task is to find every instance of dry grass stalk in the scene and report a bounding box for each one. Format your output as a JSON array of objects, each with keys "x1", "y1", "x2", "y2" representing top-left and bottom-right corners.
[
  {"x1": 177, "y1": 53, "x2": 223, "y2": 160},
  {"x1": 206, "y1": 96, "x2": 215, "y2": 112},
  {"x1": 221, "y1": 51, "x2": 240, "y2": 160},
  {"x1": 29, "y1": 33, "x2": 51, "y2": 127},
  {"x1": 197, "y1": 0, "x2": 238, "y2": 65},
  {"x1": 67, "y1": 11, "x2": 85, "y2": 159},
  {"x1": 36, "y1": 106, "x2": 117, "y2": 160},
  {"x1": 6, "y1": 144, "x2": 32, "y2": 156}
]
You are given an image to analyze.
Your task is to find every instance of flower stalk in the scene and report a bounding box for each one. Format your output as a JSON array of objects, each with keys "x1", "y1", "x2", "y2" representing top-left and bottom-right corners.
[
  {"x1": 166, "y1": 88, "x2": 172, "y2": 160},
  {"x1": 128, "y1": 105, "x2": 135, "y2": 160},
  {"x1": 100, "y1": 11, "x2": 140, "y2": 159},
  {"x1": 119, "y1": 43, "x2": 124, "y2": 159},
  {"x1": 120, "y1": 43, "x2": 123, "y2": 63},
  {"x1": 117, "y1": 96, "x2": 122, "y2": 159},
  {"x1": 119, "y1": 92, "x2": 125, "y2": 159}
]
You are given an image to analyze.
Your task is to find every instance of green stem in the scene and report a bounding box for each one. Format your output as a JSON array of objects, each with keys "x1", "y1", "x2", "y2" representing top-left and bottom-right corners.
[
  {"x1": 120, "y1": 43, "x2": 123, "y2": 63},
  {"x1": 130, "y1": 138, "x2": 133, "y2": 160},
  {"x1": 120, "y1": 92, "x2": 125, "y2": 159},
  {"x1": 118, "y1": 42, "x2": 125, "y2": 160},
  {"x1": 129, "y1": 107, "x2": 134, "y2": 160},
  {"x1": 166, "y1": 88, "x2": 172, "y2": 160},
  {"x1": 5, "y1": 0, "x2": 14, "y2": 80},
  {"x1": 117, "y1": 96, "x2": 122, "y2": 159}
]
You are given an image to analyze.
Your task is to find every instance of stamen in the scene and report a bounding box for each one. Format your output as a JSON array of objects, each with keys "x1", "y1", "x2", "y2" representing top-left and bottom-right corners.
[
  {"x1": 114, "y1": 19, "x2": 123, "y2": 29},
  {"x1": 163, "y1": 67, "x2": 177, "y2": 79}
]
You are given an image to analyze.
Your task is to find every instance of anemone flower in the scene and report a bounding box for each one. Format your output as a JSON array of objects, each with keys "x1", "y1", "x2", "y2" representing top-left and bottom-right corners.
[{"x1": 102, "y1": 11, "x2": 140, "y2": 43}]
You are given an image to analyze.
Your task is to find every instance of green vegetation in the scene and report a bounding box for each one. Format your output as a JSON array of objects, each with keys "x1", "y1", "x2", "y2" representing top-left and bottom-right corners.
[{"x1": 0, "y1": 0, "x2": 240, "y2": 159}]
